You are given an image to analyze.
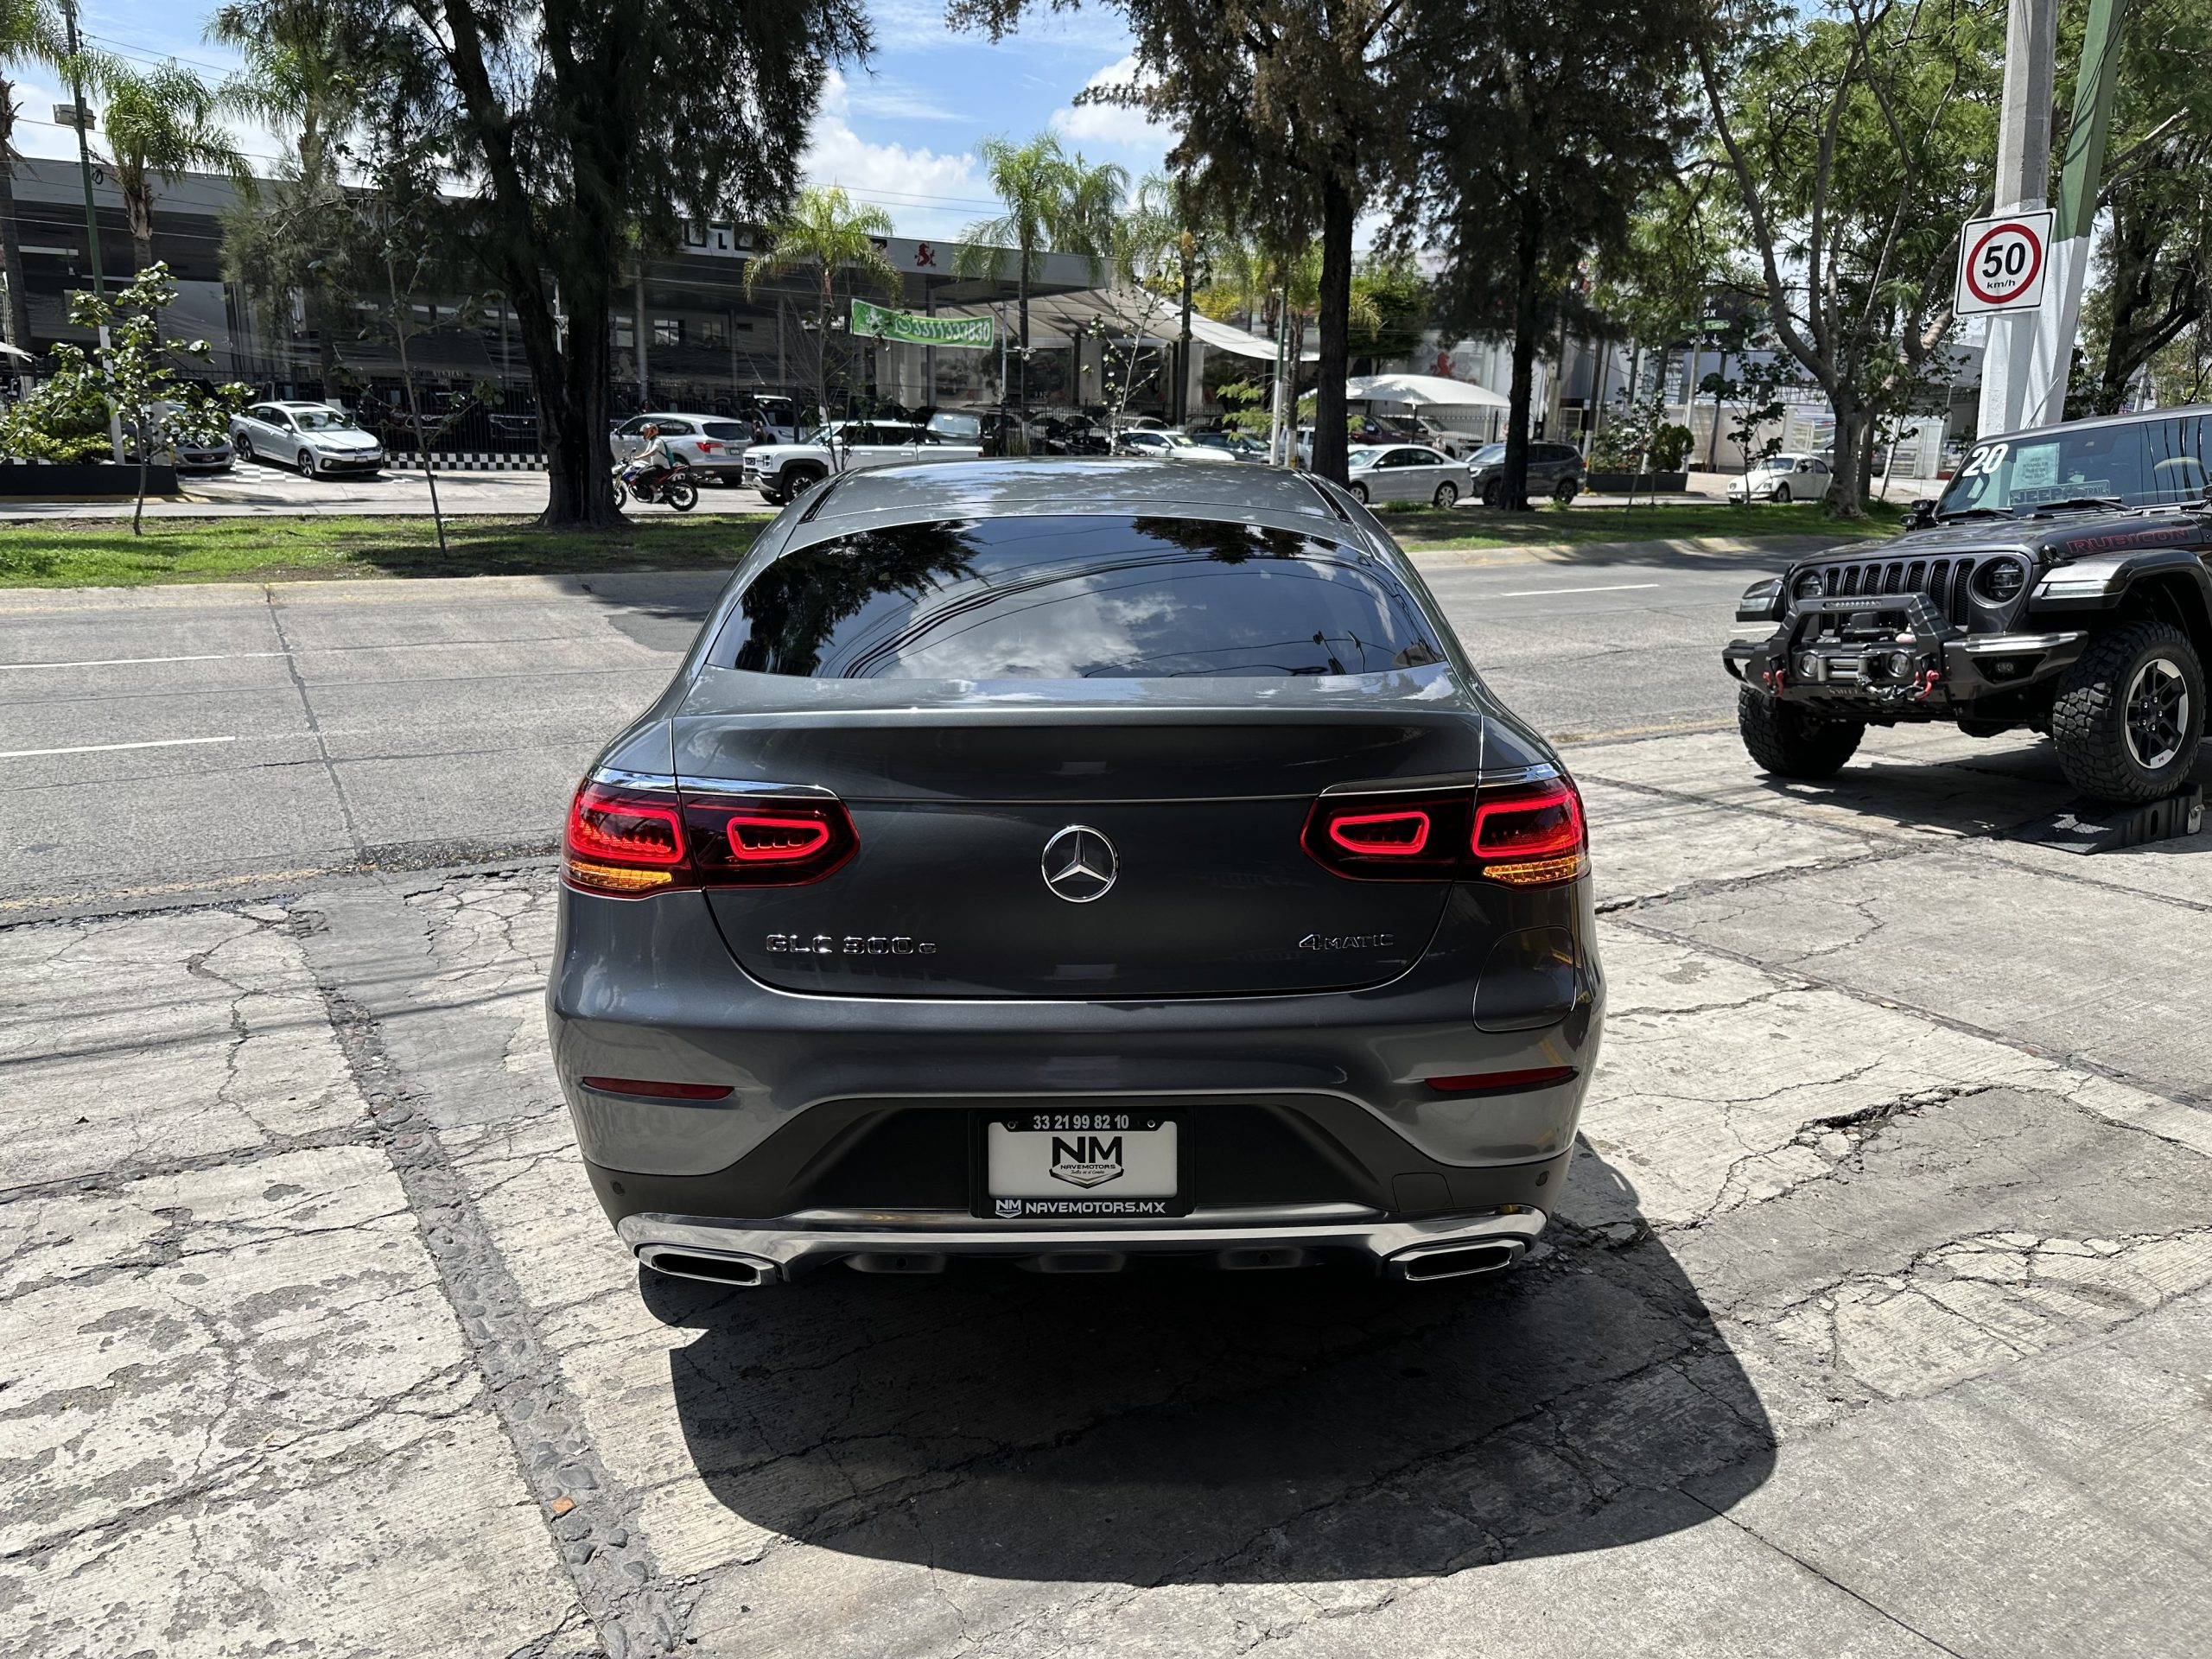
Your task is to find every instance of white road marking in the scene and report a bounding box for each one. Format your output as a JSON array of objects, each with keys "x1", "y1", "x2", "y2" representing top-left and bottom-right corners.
[
  {"x1": 0, "y1": 651, "x2": 289, "y2": 671},
  {"x1": 1496, "y1": 582, "x2": 1663, "y2": 598},
  {"x1": 0, "y1": 735, "x2": 239, "y2": 760}
]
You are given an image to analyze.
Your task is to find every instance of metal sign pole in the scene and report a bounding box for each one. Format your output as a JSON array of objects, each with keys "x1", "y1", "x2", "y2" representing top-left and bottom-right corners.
[{"x1": 1977, "y1": 0, "x2": 2057, "y2": 439}]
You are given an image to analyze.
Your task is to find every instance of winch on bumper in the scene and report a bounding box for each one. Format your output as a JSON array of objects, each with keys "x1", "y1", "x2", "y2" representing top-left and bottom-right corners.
[{"x1": 1722, "y1": 588, "x2": 2088, "y2": 711}]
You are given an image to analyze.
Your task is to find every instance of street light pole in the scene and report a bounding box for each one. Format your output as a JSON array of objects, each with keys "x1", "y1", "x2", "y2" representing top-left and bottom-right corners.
[
  {"x1": 1977, "y1": 0, "x2": 2057, "y2": 439},
  {"x1": 60, "y1": 0, "x2": 122, "y2": 462}
]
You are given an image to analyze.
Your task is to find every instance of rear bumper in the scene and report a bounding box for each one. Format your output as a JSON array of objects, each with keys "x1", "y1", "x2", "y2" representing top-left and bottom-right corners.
[
  {"x1": 1722, "y1": 594, "x2": 2088, "y2": 710},
  {"x1": 620, "y1": 1203, "x2": 1551, "y2": 1285}
]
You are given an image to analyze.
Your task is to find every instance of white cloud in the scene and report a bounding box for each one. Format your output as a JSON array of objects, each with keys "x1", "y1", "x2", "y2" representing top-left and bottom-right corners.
[
  {"x1": 1050, "y1": 54, "x2": 1175, "y2": 157},
  {"x1": 801, "y1": 70, "x2": 995, "y2": 244}
]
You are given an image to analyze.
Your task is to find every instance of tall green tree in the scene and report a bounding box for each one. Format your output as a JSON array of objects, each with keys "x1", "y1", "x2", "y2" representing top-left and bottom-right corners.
[
  {"x1": 744, "y1": 184, "x2": 901, "y2": 464},
  {"x1": 954, "y1": 132, "x2": 1125, "y2": 410},
  {"x1": 956, "y1": 2, "x2": 1426, "y2": 486},
  {"x1": 208, "y1": 0, "x2": 372, "y2": 398},
  {"x1": 2071, "y1": 0, "x2": 2212, "y2": 413},
  {"x1": 1410, "y1": 0, "x2": 1708, "y2": 510},
  {"x1": 1696, "y1": 0, "x2": 1999, "y2": 518},
  {"x1": 71, "y1": 54, "x2": 248, "y2": 273},
  {"x1": 0, "y1": 0, "x2": 61, "y2": 352},
  {"x1": 379, "y1": 0, "x2": 870, "y2": 527}
]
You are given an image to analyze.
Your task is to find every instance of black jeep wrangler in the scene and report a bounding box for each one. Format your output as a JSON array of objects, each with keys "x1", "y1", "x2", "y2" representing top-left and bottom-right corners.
[{"x1": 1724, "y1": 406, "x2": 2212, "y2": 803}]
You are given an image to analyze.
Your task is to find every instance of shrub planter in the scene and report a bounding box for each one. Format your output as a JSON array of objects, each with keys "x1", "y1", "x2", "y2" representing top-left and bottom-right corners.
[
  {"x1": 0, "y1": 461, "x2": 180, "y2": 497},
  {"x1": 1586, "y1": 471, "x2": 1688, "y2": 493}
]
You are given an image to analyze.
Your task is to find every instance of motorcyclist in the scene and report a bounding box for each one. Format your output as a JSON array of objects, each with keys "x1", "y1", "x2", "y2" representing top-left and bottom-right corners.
[{"x1": 624, "y1": 423, "x2": 678, "y2": 499}]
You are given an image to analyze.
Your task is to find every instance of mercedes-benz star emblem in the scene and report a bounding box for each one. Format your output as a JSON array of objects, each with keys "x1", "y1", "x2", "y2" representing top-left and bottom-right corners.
[{"x1": 1041, "y1": 824, "x2": 1117, "y2": 903}]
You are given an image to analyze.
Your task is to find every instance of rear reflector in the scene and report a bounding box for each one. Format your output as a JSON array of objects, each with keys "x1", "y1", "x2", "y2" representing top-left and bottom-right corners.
[
  {"x1": 563, "y1": 778, "x2": 857, "y2": 896},
  {"x1": 581, "y1": 1077, "x2": 734, "y2": 1100},
  {"x1": 1425, "y1": 1066, "x2": 1576, "y2": 1094}
]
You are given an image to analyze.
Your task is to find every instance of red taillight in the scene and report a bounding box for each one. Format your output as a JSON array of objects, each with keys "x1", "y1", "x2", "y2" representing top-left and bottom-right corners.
[
  {"x1": 563, "y1": 779, "x2": 858, "y2": 896},
  {"x1": 727, "y1": 813, "x2": 834, "y2": 863},
  {"x1": 1327, "y1": 808, "x2": 1431, "y2": 856},
  {"x1": 1425, "y1": 1066, "x2": 1577, "y2": 1094},
  {"x1": 1304, "y1": 775, "x2": 1586, "y2": 887},
  {"x1": 1470, "y1": 780, "x2": 1586, "y2": 887}
]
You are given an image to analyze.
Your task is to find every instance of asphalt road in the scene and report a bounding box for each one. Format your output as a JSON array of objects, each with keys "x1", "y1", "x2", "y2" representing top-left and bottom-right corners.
[
  {"x1": 0, "y1": 545, "x2": 1776, "y2": 916},
  {"x1": 10, "y1": 535, "x2": 2212, "y2": 1657}
]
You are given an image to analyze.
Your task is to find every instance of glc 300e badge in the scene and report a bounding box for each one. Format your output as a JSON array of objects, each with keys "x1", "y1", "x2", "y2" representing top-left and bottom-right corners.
[{"x1": 764, "y1": 933, "x2": 938, "y2": 956}]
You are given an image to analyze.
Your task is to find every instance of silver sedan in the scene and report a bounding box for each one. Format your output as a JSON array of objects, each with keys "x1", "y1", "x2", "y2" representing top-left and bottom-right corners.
[{"x1": 1345, "y1": 444, "x2": 1472, "y2": 507}]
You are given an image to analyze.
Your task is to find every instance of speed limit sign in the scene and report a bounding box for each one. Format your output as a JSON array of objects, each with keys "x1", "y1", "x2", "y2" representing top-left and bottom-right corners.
[{"x1": 1955, "y1": 208, "x2": 2053, "y2": 315}]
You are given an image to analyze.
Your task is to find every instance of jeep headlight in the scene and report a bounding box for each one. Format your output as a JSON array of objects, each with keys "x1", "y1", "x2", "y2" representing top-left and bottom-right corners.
[
  {"x1": 1793, "y1": 570, "x2": 1827, "y2": 601},
  {"x1": 1736, "y1": 578, "x2": 1787, "y2": 622},
  {"x1": 1973, "y1": 557, "x2": 2028, "y2": 603}
]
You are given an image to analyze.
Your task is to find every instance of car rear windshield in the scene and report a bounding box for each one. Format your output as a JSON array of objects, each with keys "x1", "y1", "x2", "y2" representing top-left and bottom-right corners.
[
  {"x1": 1937, "y1": 416, "x2": 2211, "y2": 515},
  {"x1": 703, "y1": 422, "x2": 752, "y2": 440},
  {"x1": 720, "y1": 516, "x2": 1448, "y2": 680}
]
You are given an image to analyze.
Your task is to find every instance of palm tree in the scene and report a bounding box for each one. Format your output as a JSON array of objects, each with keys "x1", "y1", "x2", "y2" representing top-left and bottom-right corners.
[
  {"x1": 0, "y1": 1, "x2": 61, "y2": 353},
  {"x1": 745, "y1": 185, "x2": 900, "y2": 468},
  {"x1": 72, "y1": 54, "x2": 248, "y2": 275},
  {"x1": 207, "y1": 1, "x2": 363, "y2": 397},
  {"x1": 1134, "y1": 173, "x2": 1217, "y2": 423},
  {"x1": 955, "y1": 133, "x2": 1126, "y2": 414}
]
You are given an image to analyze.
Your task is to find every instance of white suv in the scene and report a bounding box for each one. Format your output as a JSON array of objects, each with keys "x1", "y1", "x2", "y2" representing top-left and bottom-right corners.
[{"x1": 608, "y1": 411, "x2": 762, "y2": 485}]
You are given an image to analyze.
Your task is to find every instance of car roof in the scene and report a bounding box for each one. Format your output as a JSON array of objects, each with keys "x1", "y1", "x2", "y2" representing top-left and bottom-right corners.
[
  {"x1": 791, "y1": 456, "x2": 1351, "y2": 540},
  {"x1": 1983, "y1": 402, "x2": 2212, "y2": 444}
]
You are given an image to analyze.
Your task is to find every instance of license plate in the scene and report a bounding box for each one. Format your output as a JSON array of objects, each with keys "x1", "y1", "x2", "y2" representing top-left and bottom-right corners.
[{"x1": 983, "y1": 1111, "x2": 1180, "y2": 1219}]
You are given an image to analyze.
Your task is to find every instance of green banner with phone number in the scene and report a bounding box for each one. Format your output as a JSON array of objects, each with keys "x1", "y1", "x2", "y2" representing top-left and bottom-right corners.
[{"x1": 849, "y1": 297, "x2": 995, "y2": 349}]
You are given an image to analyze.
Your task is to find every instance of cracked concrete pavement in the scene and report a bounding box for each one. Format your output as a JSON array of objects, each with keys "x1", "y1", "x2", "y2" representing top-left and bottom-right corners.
[{"x1": 4, "y1": 550, "x2": 2212, "y2": 1656}]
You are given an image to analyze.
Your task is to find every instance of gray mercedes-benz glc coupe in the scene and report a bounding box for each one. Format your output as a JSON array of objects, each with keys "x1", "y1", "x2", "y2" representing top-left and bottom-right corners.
[{"x1": 547, "y1": 459, "x2": 1602, "y2": 1288}]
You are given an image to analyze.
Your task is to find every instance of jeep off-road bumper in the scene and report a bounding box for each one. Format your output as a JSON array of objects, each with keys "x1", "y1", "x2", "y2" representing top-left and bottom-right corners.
[{"x1": 1722, "y1": 593, "x2": 2088, "y2": 710}]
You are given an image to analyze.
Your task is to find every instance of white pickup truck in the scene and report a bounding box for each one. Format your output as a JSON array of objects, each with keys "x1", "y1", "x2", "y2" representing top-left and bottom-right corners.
[{"x1": 741, "y1": 420, "x2": 985, "y2": 505}]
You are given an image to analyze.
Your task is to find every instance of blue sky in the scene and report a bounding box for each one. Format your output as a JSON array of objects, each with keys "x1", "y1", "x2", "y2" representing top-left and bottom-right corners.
[{"x1": 15, "y1": 2, "x2": 1176, "y2": 244}]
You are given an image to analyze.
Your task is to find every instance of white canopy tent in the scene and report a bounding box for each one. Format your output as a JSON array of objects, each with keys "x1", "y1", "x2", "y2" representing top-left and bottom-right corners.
[
  {"x1": 1344, "y1": 372, "x2": 1509, "y2": 408},
  {"x1": 928, "y1": 287, "x2": 1319, "y2": 361}
]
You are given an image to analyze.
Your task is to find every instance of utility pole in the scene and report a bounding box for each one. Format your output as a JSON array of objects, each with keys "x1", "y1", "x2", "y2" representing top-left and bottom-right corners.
[
  {"x1": 1976, "y1": 0, "x2": 2057, "y2": 439},
  {"x1": 2022, "y1": 0, "x2": 2129, "y2": 425},
  {"x1": 60, "y1": 0, "x2": 122, "y2": 462}
]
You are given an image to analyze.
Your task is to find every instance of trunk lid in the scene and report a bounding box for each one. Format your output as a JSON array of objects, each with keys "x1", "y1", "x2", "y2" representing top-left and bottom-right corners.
[{"x1": 674, "y1": 671, "x2": 1484, "y2": 999}]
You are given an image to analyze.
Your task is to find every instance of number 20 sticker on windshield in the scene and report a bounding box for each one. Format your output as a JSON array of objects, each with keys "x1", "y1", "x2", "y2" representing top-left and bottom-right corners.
[{"x1": 1955, "y1": 209, "x2": 2053, "y2": 315}]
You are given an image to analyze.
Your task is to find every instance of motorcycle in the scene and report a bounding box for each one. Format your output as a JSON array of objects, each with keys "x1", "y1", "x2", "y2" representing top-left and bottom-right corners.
[{"x1": 611, "y1": 461, "x2": 699, "y2": 512}]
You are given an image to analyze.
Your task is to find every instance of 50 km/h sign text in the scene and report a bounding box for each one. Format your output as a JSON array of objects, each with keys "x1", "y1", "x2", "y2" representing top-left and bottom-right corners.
[{"x1": 1955, "y1": 208, "x2": 2054, "y2": 316}]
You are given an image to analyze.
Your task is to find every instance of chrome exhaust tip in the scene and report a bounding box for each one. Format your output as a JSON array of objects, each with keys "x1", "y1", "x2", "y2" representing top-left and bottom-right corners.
[
  {"x1": 638, "y1": 1246, "x2": 780, "y2": 1287},
  {"x1": 1390, "y1": 1240, "x2": 1523, "y2": 1282}
]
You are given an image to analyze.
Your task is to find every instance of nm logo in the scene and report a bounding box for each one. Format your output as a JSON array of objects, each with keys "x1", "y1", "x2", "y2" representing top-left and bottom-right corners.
[{"x1": 1048, "y1": 1135, "x2": 1125, "y2": 1189}]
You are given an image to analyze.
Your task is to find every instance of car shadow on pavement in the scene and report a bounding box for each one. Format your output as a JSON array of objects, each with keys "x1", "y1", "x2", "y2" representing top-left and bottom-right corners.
[{"x1": 645, "y1": 1154, "x2": 1775, "y2": 1584}]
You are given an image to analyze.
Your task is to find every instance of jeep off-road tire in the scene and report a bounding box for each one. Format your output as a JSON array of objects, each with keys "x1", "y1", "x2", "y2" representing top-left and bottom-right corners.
[
  {"x1": 1737, "y1": 686, "x2": 1865, "y2": 779},
  {"x1": 2050, "y1": 620, "x2": 2205, "y2": 803}
]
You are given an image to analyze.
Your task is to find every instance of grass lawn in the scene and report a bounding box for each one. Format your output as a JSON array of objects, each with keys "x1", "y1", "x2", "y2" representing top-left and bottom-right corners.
[
  {"x1": 0, "y1": 513, "x2": 772, "y2": 588},
  {"x1": 1379, "y1": 497, "x2": 1911, "y2": 550}
]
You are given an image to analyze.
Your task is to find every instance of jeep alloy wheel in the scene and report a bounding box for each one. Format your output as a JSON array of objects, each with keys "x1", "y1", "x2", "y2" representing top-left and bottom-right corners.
[{"x1": 2051, "y1": 620, "x2": 2207, "y2": 802}]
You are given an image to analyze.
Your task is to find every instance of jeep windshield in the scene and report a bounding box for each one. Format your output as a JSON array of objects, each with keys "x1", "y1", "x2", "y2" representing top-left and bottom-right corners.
[{"x1": 1936, "y1": 422, "x2": 2209, "y2": 518}]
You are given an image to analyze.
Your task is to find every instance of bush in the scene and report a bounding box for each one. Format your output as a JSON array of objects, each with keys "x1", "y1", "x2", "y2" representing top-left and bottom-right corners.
[
  {"x1": 0, "y1": 377, "x2": 112, "y2": 464},
  {"x1": 1648, "y1": 422, "x2": 1695, "y2": 472}
]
